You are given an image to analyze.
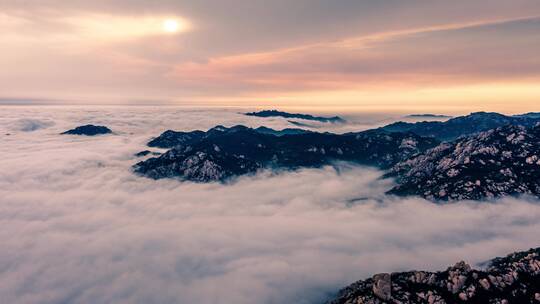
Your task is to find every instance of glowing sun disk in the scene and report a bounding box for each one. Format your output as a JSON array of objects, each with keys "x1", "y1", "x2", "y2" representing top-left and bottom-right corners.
[{"x1": 163, "y1": 19, "x2": 180, "y2": 33}]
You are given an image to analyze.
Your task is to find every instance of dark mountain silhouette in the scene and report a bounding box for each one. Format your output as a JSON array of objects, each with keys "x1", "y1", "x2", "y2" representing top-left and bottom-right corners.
[
  {"x1": 382, "y1": 112, "x2": 540, "y2": 141},
  {"x1": 61, "y1": 125, "x2": 112, "y2": 136},
  {"x1": 134, "y1": 125, "x2": 438, "y2": 182},
  {"x1": 245, "y1": 110, "x2": 346, "y2": 123}
]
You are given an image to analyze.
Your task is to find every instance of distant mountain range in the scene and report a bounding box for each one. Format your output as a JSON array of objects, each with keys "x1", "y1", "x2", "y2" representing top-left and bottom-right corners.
[
  {"x1": 327, "y1": 246, "x2": 540, "y2": 304},
  {"x1": 134, "y1": 125, "x2": 438, "y2": 182},
  {"x1": 404, "y1": 114, "x2": 452, "y2": 119},
  {"x1": 244, "y1": 110, "x2": 346, "y2": 124},
  {"x1": 382, "y1": 111, "x2": 540, "y2": 141},
  {"x1": 135, "y1": 111, "x2": 540, "y2": 201}
]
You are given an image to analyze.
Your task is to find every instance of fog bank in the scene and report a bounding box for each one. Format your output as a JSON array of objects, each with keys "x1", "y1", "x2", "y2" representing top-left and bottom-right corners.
[{"x1": 1, "y1": 106, "x2": 539, "y2": 304}]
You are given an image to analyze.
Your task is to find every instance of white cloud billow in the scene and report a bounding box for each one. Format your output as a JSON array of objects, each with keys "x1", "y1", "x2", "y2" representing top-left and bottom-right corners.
[{"x1": 0, "y1": 107, "x2": 539, "y2": 304}]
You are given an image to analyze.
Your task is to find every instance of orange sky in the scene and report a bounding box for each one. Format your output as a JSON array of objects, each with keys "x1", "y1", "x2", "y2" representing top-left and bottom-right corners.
[{"x1": 1, "y1": 0, "x2": 539, "y2": 113}]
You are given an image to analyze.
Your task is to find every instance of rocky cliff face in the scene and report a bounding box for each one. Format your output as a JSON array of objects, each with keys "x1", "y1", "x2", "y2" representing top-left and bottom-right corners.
[
  {"x1": 388, "y1": 124, "x2": 540, "y2": 200},
  {"x1": 134, "y1": 125, "x2": 439, "y2": 182},
  {"x1": 327, "y1": 247, "x2": 540, "y2": 304}
]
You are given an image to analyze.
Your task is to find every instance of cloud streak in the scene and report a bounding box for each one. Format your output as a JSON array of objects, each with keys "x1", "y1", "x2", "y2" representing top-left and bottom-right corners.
[
  {"x1": 1, "y1": 107, "x2": 539, "y2": 304},
  {"x1": 1, "y1": 1, "x2": 540, "y2": 109},
  {"x1": 169, "y1": 16, "x2": 540, "y2": 92}
]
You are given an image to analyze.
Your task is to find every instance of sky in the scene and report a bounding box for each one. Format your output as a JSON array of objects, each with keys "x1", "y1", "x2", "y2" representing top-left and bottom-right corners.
[
  {"x1": 2, "y1": 106, "x2": 540, "y2": 304},
  {"x1": 1, "y1": 0, "x2": 540, "y2": 112}
]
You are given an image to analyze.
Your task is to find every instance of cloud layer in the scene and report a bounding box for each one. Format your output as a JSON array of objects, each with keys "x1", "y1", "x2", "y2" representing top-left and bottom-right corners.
[{"x1": 1, "y1": 107, "x2": 540, "y2": 304}]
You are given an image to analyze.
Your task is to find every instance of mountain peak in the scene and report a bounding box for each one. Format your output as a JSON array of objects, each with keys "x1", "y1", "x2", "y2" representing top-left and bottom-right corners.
[
  {"x1": 388, "y1": 124, "x2": 540, "y2": 200},
  {"x1": 328, "y1": 247, "x2": 540, "y2": 304}
]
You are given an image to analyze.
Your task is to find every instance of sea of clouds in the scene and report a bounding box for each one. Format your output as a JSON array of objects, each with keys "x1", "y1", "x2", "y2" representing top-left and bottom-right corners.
[{"x1": 1, "y1": 106, "x2": 539, "y2": 304}]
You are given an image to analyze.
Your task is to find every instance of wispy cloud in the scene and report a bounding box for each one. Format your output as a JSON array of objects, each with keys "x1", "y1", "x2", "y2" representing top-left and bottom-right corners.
[
  {"x1": 170, "y1": 16, "x2": 540, "y2": 92},
  {"x1": 1, "y1": 1, "x2": 540, "y2": 109}
]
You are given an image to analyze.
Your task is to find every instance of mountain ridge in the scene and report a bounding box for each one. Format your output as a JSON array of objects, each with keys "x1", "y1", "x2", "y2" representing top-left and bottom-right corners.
[
  {"x1": 134, "y1": 125, "x2": 438, "y2": 182},
  {"x1": 244, "y1": 109, "x2": 346, "y2": 124},
  {"x1": 387, "y1": 124, "x2": 540, "y2": 201},
  {"x1": 134, "y1": 111, "x2": 540, "y2": 201},
  {"x1": 381, "y1": 111, "x2": 540, "y2": 141}
]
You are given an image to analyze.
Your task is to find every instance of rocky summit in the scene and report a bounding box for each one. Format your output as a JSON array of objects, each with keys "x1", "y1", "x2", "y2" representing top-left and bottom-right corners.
[
  {"x1": 61, "y1": 125, "x2": 112, "y2": 136},
  {"x1": 327, "y1": 247, "x2": 540, "y2": 304},
  {"x1": 388, "y1": 124, "x2": 540, "y2": 201},
  {"x1": 133, "y1": 125, "x2": 439, "y2": 182}
]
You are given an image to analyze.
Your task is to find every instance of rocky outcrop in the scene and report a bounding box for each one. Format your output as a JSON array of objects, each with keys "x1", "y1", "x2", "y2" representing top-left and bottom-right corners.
[
  {"x1": 327, "y1": 247, "x2": 540, "y2": 304},
  {"x1": 134, "y1": 125, "x2": 439, "y2": 182},
  {"x1": 61, "y1": 125, "x2": 112, "y2": 136},
  {"x1": 388, "y1": 124, "x2": 540, "y2": 200},
  {"x1": 372, "y1": 273, "x2": 392, "y2": 301},
  {"x1": 382, "y1": 112, "x2": 540, "y2": 141}
]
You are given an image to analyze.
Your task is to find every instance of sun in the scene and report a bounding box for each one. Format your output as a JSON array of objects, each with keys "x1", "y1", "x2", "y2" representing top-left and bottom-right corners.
[{"x1": 163, "y1": 19, "x2": 179, "y2": 33}]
